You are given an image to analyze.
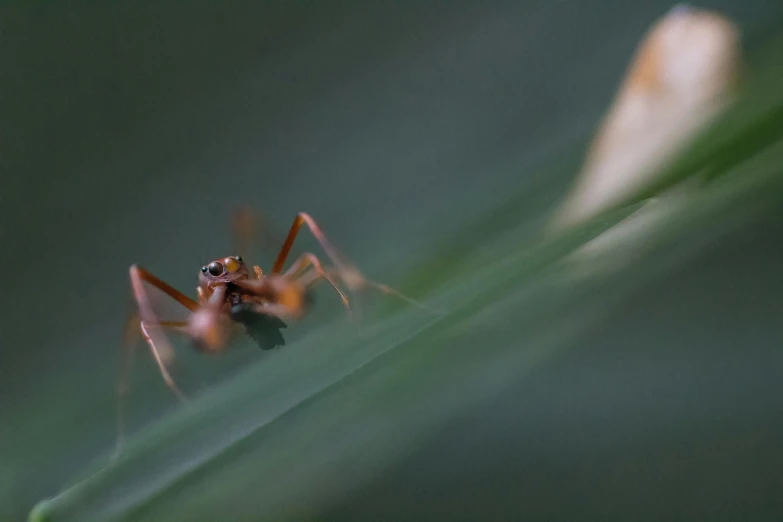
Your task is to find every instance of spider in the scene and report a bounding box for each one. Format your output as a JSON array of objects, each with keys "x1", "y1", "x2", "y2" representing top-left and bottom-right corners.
[{"x1": 114, "y1": 211, "x2": 432, "y2": 455}]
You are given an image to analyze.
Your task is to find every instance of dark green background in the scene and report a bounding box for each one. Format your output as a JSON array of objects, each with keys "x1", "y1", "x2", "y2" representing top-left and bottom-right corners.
[{"x1": 2, "y1": 2, "x2": 783, "y2": 520}]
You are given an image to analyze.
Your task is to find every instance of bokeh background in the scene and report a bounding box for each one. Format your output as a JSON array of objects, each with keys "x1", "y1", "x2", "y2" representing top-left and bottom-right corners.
[{"x1": 3, "y1": 2, "x2": 783, "y2": 521}]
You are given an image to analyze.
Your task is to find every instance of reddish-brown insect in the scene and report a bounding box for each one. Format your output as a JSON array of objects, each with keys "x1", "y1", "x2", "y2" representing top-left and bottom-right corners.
[{"x1": 114, "y1": 211, "x2": 432, "y2": 455}]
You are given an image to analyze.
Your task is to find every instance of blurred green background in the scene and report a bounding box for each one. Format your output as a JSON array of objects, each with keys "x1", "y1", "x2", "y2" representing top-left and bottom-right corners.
[{"x1": 2, "y1": 2, "x2": 783, "y2": 521}]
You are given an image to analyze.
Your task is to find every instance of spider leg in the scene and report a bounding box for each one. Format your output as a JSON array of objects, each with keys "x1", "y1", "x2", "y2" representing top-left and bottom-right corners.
[
  {"x1": 272, "y1": 213, "x2": 439, "y2": 313},
  {"x1": 129, "y1": 265, "x2": 199, "y2": 392},
  {"x1": 232, "y1": 205, "x2": 285, "y2": 269},
  {"x1": 139, "y1": 320, "x2": 190, "y2": 401},
  {"x1": 114, "y1": 266, "x2": 202, "y2": 459},
  {"x1": 113, "y1": 319, "x2": 190, "y2": 459},
  {"x1": 232, "y1": 277, "x2": 307, "y2": 320},
  {"x1": 283, "y1": 252, "x2": 351, "y2": 316},
  {"x1": 114, "y1": 298, "x2": 191, "y2": 458}
]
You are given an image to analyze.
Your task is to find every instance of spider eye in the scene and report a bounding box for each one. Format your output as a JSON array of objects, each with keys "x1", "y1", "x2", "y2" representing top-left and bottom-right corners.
[
  {"x1": 224, "y1": 257, "x2": 240, "y2": 273},
  {"x1": 201, "y1": 266, "x2": 208, "y2": 273},
  {"x1": 207, "y1": 261, "x2": 224, "y2": 276},
  {"x1": 236, "y1": 256, "x2": 243, "y2": 263}
]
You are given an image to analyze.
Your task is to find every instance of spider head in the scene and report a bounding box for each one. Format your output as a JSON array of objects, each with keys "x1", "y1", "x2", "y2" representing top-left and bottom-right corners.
[{"x1": 199, "y1": 255, "x2": 250, "y2": 285}]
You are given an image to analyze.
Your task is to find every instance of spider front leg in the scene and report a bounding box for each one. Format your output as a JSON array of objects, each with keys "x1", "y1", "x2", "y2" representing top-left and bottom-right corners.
[
  {"x1": 114, "y1": 266, "x2": 200, "y2": 457},
  {"x1": 138, "y1": 321, "x2": 190, "y2": 401},
  {"x1": 232, "y1": 276, "x2": 310, "y2": 320},
  {"x1": 188, "y1": 284, "x2": 237, "y2": 352},
  {"x1": 113, "y1": 317, "x2": 191, "y2": 459},
  {"x1": 128, "y1": 265, "x2": 199, "y2": 394},
  {"x1": 116, "y1": 269, "x2": 197, "y2": 448}
]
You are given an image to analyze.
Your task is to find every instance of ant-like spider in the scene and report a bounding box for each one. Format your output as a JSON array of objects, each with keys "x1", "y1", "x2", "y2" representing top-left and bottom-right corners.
[{"x1": 115, "y1": 211, "x2": 433, "y2": 455}]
